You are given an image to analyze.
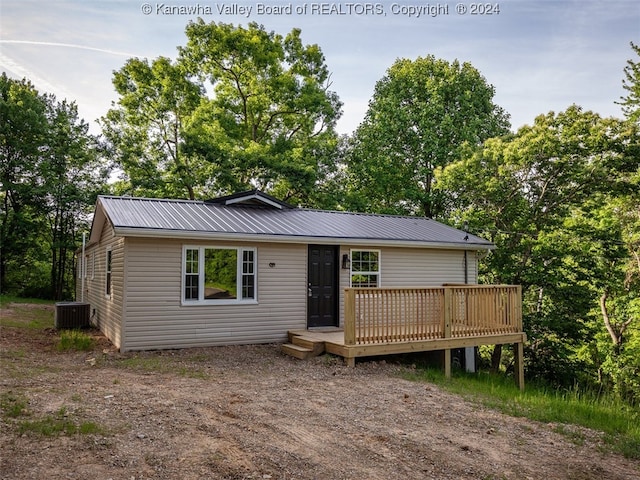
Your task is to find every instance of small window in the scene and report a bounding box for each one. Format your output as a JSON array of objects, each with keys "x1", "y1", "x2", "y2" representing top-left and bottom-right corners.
[
  {"x1": 183, "y1": 246, "x2": 257, "y2": 304},
  {"x1": 350, "y1": 250, "x2": 380, "y2": 287},
  {"x1": 91, "y1": 252, "x2": 95, "y2": 280},
  {"x1": 105, "y1": 247, "x2": 113, "y2": 297},
  {"x1": 184, "y1": 248, "x2": 199, "y2": 300},
  {"x1": 242, "y1": 250, "x2": 255, "y2": 299}
]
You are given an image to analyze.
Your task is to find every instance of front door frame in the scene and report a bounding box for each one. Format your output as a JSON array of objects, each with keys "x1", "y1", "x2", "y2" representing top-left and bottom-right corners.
[{"x1": 307, "y1": 244, "x2": 339, "y2": 328}]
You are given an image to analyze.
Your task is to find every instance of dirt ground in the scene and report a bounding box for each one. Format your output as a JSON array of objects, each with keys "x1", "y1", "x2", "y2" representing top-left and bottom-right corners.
[{"x1": 1, "y1": 303, "x2": 639, "y2": 480}]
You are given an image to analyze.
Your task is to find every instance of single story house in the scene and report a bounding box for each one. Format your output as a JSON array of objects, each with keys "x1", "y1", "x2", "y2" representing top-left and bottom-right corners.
[{"x1": 77, "y1": 190, "x2": 495, "y2": 352}]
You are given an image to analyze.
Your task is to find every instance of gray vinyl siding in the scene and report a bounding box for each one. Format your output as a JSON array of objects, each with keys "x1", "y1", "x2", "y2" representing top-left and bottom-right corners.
[
  {"x1": 122, "y1": 238, "x2": 307, "y2": 351},
  {"x1": 379, "y1": 247, "x2": 477, "y2": 286},
  {"x1": 337, "y1": 246, "x2": 478, "y2": 325},
  {"x1": 78, "y1": 219, "x2": 124, "y2": 349},
  {"x1": 80, "y1": 229, "x2": 480, "y2": 350}
]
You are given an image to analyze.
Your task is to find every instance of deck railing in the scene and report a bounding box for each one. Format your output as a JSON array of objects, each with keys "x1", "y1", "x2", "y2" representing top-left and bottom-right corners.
[{"x1": 344, "y1": 285, "x2": 522, "y2": 346}]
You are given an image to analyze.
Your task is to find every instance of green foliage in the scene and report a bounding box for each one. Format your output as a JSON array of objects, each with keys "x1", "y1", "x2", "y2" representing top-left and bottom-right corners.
[
  {"x1": 0, "y1": 73, "x2": 107, "y2": 300},
  {"x1": 435, "y1": 106, "x2": 640, "y2": 398},
  {"x1": 1, "y1": 73, "x2": 49, "y2": 296},
  {"x1": 617, "y1": 42, "x2": 640, "y2": 124},
  {"x1": 343, "y1": 55, "x2": 510, "y2": 217},
  {"x1": 101, "y1": 56, "x2": 204, "y2": 200},
  {"x1": 203, "y1": 248, "x2": 237, "y2": 297},
  {"x1": 57, "y1": 330, "x2": 95, "y2": 351},
  {"x1": 103, "y1": 21, "x2": 342, "y2": 206}
]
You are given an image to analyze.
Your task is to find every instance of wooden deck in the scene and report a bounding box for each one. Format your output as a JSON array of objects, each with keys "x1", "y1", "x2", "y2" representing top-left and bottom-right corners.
[{"x1": 283, "y1": 285, "x2": 526, "y2": 389}]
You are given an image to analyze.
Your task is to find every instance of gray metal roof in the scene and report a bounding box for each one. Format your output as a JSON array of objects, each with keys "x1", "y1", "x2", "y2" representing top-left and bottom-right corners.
[{"x1": 94, "y1": 195, "x2": 494, "y2": 250}]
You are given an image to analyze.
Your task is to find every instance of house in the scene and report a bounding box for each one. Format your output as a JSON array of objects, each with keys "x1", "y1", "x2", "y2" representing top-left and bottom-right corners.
[{"x1": 78, "y1": 190, "x2": 496, "y2": 352}]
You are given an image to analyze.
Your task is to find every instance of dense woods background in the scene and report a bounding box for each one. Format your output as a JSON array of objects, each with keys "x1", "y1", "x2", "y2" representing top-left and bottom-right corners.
[{"x1": 1, "y1": 22, "x2": 638, "y2": 405}]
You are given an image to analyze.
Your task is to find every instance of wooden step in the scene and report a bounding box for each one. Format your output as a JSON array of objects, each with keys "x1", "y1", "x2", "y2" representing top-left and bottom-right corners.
[
  {"x1": 281, "y1": 343, "x2": 315, "y2": 360},
  {"x1": 291, "y1": 336, "x2": 325, "y2": 356}
]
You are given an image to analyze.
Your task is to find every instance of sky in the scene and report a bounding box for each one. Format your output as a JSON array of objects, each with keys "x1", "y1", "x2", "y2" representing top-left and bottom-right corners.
[{"x1": 0, "y1": 0, "x2": 638, "y2": 135}]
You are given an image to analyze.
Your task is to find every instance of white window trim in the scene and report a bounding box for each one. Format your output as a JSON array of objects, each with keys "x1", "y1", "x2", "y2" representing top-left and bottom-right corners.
[
  {"x1": 349, "y1": 249, "x2": 381, "y2": 288},
  {"x1": 105, "y1": 246, "x2": 112, "y2": 299},
  {"x1": 181, "y1": 245, "x2": 258, "y2": 306},
  {"x1": 91, "y1": 252, "x2": 95, "y2": 280}
]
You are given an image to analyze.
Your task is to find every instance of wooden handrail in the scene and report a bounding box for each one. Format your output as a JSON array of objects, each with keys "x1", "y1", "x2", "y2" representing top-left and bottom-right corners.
[{"x1": 343, "y1": 285, "x2": 522, "y2": 345}]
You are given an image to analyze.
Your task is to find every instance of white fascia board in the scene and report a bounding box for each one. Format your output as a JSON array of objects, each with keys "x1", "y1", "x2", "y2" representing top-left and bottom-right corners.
[{"x1": 113, "y1": 227, "x2": 495, "y2": 251}]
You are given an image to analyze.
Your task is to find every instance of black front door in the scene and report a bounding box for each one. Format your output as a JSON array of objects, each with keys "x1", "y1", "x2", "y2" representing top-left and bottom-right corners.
[{"x1": 307, "y1": 245, "x2": 338, "y2": 328}]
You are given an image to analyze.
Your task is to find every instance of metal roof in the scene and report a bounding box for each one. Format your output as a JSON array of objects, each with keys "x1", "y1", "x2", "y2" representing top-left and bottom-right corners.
[{"x1": 93, "y1": 195, "x2": 494, "y2": 250}]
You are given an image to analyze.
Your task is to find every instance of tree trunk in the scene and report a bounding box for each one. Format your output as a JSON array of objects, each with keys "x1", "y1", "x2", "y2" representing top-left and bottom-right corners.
[
  {"x1": 600, "y1": 291, "x2": 633, "y2": 354},
  {"x1": 490, "y1": 344, "x2": 503, "y2": 373}
]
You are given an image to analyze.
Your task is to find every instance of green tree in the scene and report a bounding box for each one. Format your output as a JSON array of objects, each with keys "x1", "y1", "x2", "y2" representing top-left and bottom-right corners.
[
  {"x1": 617, "y1": 42, "x2": 640, "y2": 124},
  {"x1": 44, "y1": 99, "x2": 107, "y2": 299},
  {"x1": 344, "y1": 56, "x2": 510, "y2": 217},
  {"x1": 101, "y1": 56, "x2": 204, "y2": 199},
  {"x1": 178, "y1": 20, "x2": 342, "y2": 205},
  {"x1": 436, "y1": 106, "x2": 635, "y2": 386},
  {"x1": 103, "y1": 21, "x2": 342, "y2": 206},
  {"x1": 1, "y1": 74, "x2": 48, "y2": 293},
  {"x1": 1, "y1": 73, "x2": 106, "y2": 298}
]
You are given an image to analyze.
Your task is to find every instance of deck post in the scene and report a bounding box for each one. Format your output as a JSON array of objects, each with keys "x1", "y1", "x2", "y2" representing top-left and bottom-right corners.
[
  {"x1": 444, "y1": 349, "x2": 451, "y2": 379},
  {"x1": 514, "y1": 341, "x2": 525, "y2": 390},
  {"x1": 443, "y1": 287, "x2": 453, "y2": 379},
  {"x1": 515, "y1": 285, "x2": 523, "y2": 331},
  {"x1": 344, "y1": 288, "x2": 356, "y2": 346}
]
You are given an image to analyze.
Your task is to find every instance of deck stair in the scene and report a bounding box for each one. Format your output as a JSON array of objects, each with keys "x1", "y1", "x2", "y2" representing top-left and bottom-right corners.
[{"x1": 281, "y1": 332, "x2": 326, "y2": 360}]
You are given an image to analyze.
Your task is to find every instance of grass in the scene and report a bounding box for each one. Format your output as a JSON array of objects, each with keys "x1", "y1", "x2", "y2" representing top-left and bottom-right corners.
[
  {"x1": 0, "y1": 392, "x2": 29, "y2": 418},
  {"x1": 57, "y1": 329, "x2": 95, "y2": 351},
  {"x1": 402, "y1": 367, "x2": 640, "y2": 459},
  {"x1": 0, "y1": 295, "x2": 54, "y2": 330},
  {"x1": 1, "y1": 295, "x2": 95, "y2": 352},
  {"x1": 0, "y1": 294, "x2": 55, "y2": 306},
  {"x1": 17, "y1": 407, "x2": 104, "y2": 436},
  {"x1": 0, "y1": 393, "x2": 105, "y2": 437}
]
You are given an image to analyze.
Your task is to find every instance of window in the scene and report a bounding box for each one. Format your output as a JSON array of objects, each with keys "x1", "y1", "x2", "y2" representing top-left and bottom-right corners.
[
  {"x1": 105, "y1": 247, "x2": 112, "y2": 297},
  {"x1": 91, "y1": 252, "x2": 95, "y2": 280},
  {"x1": 183, "y1": 246, "x2": 257, "y2": 304},
  {"x1": 241, "y1": 250, "x2": 255, "y2": 299},
  {"x1": 184, "y1": 248, "x2": 199, "y2": 300},
  {"x1": 350, "y1": 250, "x2": 380, "y2": 287}
]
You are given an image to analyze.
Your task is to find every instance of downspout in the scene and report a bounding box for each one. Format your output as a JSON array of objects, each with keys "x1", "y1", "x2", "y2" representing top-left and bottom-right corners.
[
  {"x1": 81, "y1": 233, "x2": 86, "y2": 302},
  {"x1": 463, "y1": 221, "x2": 469, "y2": 284},
  {"x1": 464, "y1": 251, "x2": 468, "y2": 284}
]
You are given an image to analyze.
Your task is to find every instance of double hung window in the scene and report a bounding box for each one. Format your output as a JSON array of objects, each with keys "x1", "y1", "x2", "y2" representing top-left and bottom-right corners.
[{"x1": 350, "y1": 250, "x2": 380, "y2": 287}]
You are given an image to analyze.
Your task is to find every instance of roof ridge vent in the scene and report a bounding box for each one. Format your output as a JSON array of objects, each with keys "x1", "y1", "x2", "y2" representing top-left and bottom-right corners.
[{"x1": 206, "y1": 190, "x2": 293, "y2": 210}]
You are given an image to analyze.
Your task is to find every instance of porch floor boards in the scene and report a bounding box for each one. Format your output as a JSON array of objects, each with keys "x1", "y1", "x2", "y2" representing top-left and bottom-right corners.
[{"x1": 284, "y1": 328, "x2": 527, "y2": 369}]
